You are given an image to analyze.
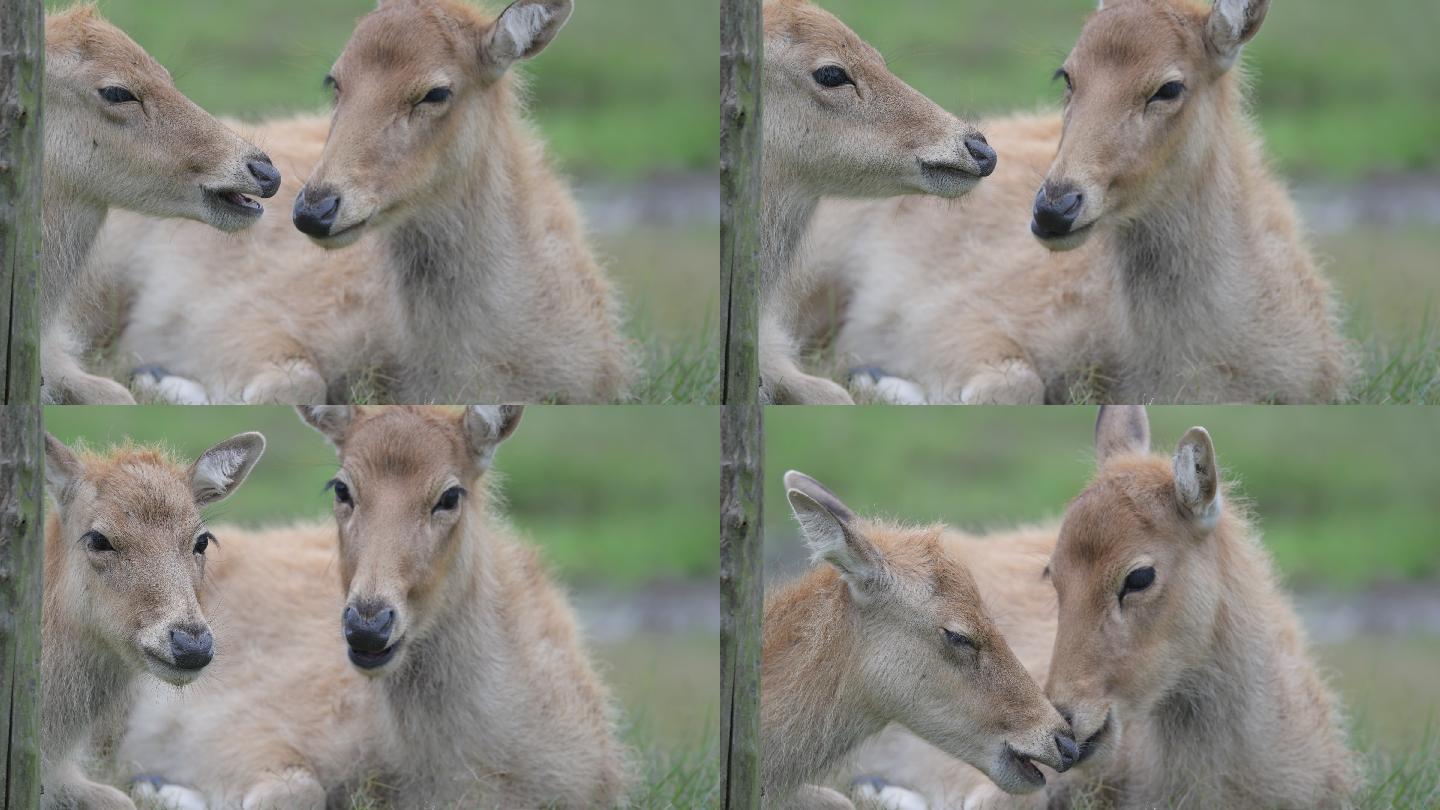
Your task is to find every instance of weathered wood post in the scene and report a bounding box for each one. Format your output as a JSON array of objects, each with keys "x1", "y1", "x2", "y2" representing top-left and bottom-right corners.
[
  {"x1": 1, "y1": 0, "x2": 44, "y2": 405},
  {"x1": 0, "y1": 405, "x2": 43, "y2": 809},
  {"x1": 721, "y1": 0, "x2": 763, "y2": 807}
]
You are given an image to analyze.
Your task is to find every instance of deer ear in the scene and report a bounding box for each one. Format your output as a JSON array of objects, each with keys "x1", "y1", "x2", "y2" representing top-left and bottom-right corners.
[
  {"x1": 480, "y1": 0, "x2": 572, "y2": 78},
  {"x1": 785, "y1": 471, "x2": 883, "y2": 596},
  {"x1": 462, "y1": 405, "x2": 524, "y2": 472},
  {"x1": 297, "y1": 406, "x2": 356, "y2": 450},
  {"x1": 1173, "y1": 427, "x2": 1221, "y2": 530},
  {"x1": 190, "y1": 433, "x2": 267, "y2": 507},
  {"x1": 44, "y1": 433, "x2": 85, "y2": 502},
  {"x1": 1205, "y1": 0, "x2": 1270, "y2": 71},
  {"x1": 1095, "y1": 405, "x2": 1150, "y2": 464}
]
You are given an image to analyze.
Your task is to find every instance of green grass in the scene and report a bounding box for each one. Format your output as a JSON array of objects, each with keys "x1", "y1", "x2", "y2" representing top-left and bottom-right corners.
[
  {"x1": 55, "y1": 0, "x2": 718, "y2": 179},
  {"x1": 766, "y1": 407, "x2": 1440, "y2": 591},
  {"x1": 817, "y1": 0, "x2": 1440, "y2": 179},
  {"x1": 43, "y1": 405, "x2": 719, "y2": 589}
]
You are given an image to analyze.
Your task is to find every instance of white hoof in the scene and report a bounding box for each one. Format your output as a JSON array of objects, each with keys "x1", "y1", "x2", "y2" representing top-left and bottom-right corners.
[
  {"x1": 854, "y1": 777, "x2": 929, "y2": 810},
  {"x1": 850, "y1": 369, "x2": 928, "y2": 405},
  {"x1": 133, "y1": 780, "x2": 209, "y2": 810},
  {"x1": 132, "y1": 368, "x2": 212, "y2": 405}
]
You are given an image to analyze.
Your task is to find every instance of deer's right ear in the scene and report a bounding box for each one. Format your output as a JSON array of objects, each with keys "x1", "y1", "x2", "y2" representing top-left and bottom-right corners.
[
  {"x1": 1095, "y1": 405, "x2": 1150, "y2": 464},
  {"x1": 44, "y1": 433, "x2": 84, "y2": 501},
  {"x1": 462, "y1": 405, "x2": 524, "y2": 473},
  {"x1": 297, "y1": 406, "x2": 355, "y2": 450},
  {"x1": 190, "y1": 433, "x2": 267, "y2": 507},
  {"x1": 480, "y1": 0, "x2": 573, "y2": 79},
  {"x1": 1205, "y1": 0, "x2": 1270, "y2": 72},
  {"x1": 785, "y1": 471, "x2": 883, "y2": 595}
]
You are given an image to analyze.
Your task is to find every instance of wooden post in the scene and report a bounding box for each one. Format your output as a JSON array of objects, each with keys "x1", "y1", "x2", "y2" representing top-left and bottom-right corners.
[
  {"x1": 720, "y1": 0, "x2": 761, "y2": 406},
  {"x1": 0, "y1": 405, "x2": 44, "y2": 808},
  {"x1": 1, "y1": 0, "x2": 45, "y2": 405}
]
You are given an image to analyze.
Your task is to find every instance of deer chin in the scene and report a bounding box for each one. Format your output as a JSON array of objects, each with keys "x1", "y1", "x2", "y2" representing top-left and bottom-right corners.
[
  {"x1": 347, "y1": 637, "x2": 404, "y2": 676},
  {"x1": 305, "y1": 218, "x2": 371, "y2": 250},
  {"x1": 913, "y1": 161, "x2": 984, "y2": 199},
  {"x1": 201, "y1": 186, "x2": 266, "y2": 232},
  {"x1": 1033, "y1": 219, "x2": 1097, "y2": 252},
  {"x1": 140, "y1": 647, "x2": 207, "y2": 687},
  {"x1": 986, "y1": 743, "x2": 1050, "y2": 794}
]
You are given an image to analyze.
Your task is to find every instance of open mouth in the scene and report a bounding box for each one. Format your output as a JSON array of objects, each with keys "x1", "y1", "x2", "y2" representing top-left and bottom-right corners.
[
  {"x1": 348, "y1": 641, "x2": 399, "y2": 670},
  {"x1": 1004, "y1": 744, "x2": 1048, "y2": 788},
  {"x1": 206, "y1": 188, "x2": 264, "y2": 217}
]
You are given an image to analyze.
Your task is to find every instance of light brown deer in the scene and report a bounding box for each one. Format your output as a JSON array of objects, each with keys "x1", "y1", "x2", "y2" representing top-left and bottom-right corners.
[
  {"x1": 817, "y1": 0, "x2": 1349, "y2": 404},
  {"x1": 121, "y1": 406, "x2": 630, "y2": 809},
  {"x1": 845, "y1": 406, "x2": 1359, "y2": 810},
  {"x1": 763, "y1": 472, "x2": 1075, "y2": 808},
  {"x1": 41, "y1": 5, "x2": 279, "y2": 405},
  {"x1": 759, "y1": 0, "x2": 996, "y2": 405},
  {"x1": 41, "y1": 431, "x2": 265, "y2": 809},
  {"x1": 87, "y1": 0, "x2": 633, "y2": 405}
]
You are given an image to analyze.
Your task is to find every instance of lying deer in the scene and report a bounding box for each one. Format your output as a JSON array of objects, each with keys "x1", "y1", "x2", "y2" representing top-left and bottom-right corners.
[
  {"x1": 850, "y1": 406, "x2": 1359, "y2": 809},
  {"x1": 42, "y1": 5, "x2": 279, "y2": 405},
  {"x1": 763, "y1": 472, "x2": 1075, "y2": 808},
  {"x1": 89, "y1": 0, "x2": 633, "y2": 405},
  {"x1": 759, "y1": 0, "x2": 996, "y2": 405},
  {"x1": 820, "y1": 0, "x2": 1349, "y2": 404},
  {"x1": 121, "y1": 406, "x2": 630, "y2": 808},
  {"x1": 41, "y1": 430, "x2": 265, "y2": 809}
]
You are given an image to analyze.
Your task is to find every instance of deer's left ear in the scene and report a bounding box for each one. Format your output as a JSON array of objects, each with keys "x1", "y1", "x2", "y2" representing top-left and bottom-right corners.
[
  {"x1": 480, "y1": 0, "x2": 573, "y2": 78},
  {"x1": 190, "y1": 433, "x2": 267, "y2": 506},
  {"x1": 1205, "y1": 0, "x2": 1270, "y2": 72},
  {"x1": 462, "y1": 405, "x2": 524, "y2": 472},
  {"x1": 1173, "y1": 427, "x2": 1222, "y2": 531}
]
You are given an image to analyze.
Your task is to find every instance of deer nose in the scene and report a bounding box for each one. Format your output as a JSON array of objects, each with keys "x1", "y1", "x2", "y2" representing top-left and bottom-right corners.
[
  {"x1": 246, "y1": 156, "x2": 281, "y2": 198},
  {"x1": 293, "y1": 188, "x2": 341, "y2": 237},
  {"x1": 1032, "y1": 186, "x2": 1084, "y2": 238},
  {"x1": 964, "y1": 135, "x2": 997, "y2": 177},
  {"x1": 1054, "y1": 731, "x2": 1080, "y2": 772},
  {"x1": 168, "y1": 625, "x2": 214, "y2": 671},
  {"x1": 343, "y1": 603, "x2": 394, "y2": 653}
]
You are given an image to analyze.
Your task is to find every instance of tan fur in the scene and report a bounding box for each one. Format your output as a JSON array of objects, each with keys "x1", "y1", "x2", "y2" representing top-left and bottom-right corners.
[
  {"x1": 759, "y1": 0, "x2": 991, "y2": 405},
  {"x1": 40, "y1": 5, "x2": 276, "y2": 405},
  {"x1": 41, "y1": 432, "x2": 264, "y2": 809},
  {"x1": 810, "y1": 0, "x2": 1349, "y2": 404},
  {"x1": 850, "y1": 408, "x2": 1360, "y2": 809},
  {"x1": 85, "y1": 0, "x2": 633, "y2": 405},
  {"x1": 120, "y1": 406, "x2": 630, "y2": 808},
  {"x1": 763, "y1": 473, "x2": 1072, "y2": 808}
]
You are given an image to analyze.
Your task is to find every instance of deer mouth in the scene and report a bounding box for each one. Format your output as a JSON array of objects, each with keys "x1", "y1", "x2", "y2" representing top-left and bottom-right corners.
[
  {"x1": 1074, "y1": 712, "x2": 1112, "y2": 766},
  {"x1": 347, "y1": 640, "x2": 399, "y2": 671},
  {"x1": 205, "y1": 187, "x2": 264, "y2": 218},
  {"x1": 918, "y1": 161, "x2": 983, "y2": 197},
  {"x1": 1002, "y1": 744, "x2": 1048, "y2": 788}
]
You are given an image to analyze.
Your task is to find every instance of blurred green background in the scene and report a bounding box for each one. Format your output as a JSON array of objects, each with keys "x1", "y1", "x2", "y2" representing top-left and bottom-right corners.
[
  {"x1": 44, "y1": 405, "x2": 719, "y2": 803},
  {"x1": 766, "y1": 406, "x2": 1440, "y2": 799},
  {"x1": 51, "y1": 0, "x2": 720, "y2": 404}
]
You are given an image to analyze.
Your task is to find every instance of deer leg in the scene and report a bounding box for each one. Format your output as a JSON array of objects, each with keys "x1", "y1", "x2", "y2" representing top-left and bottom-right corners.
[
  {"x1": 42, "y1": 339, "x2": 136, "y2": 405},
  {"x1": 955, "y1": 358, "x2": 1045, "y2": 405},
  {"x1": 790, "y1": 784, "x2": 858, "y2": 810},
  {"x1": 240, "y1": 768, "x2": 325, "y2": 810},
  {"x1": 240, "y1": 359, "x2": 328, "y2": 405},
  {"x1": 761, "y1": 312, "x2": 854, "y2": 405},
  {"x1": 47, "y1": 764, "x2": 137, "y2": 810}
]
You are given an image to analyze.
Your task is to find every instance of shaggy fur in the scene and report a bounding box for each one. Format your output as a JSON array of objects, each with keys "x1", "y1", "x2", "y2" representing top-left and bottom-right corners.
[
  {"x1": 759, "y1": 0, "x2": 990, "y2": 405},
  {"x1": 41, "y1": 433, "x2": 264, "y2": 809},
  {"x1": 808, "y1": 0, "x2": 1349, "y2": 404},
  {"x1": 40, "y1": 5, "x2": 274, "y2": 405},
  {"x1": 86, "y1": 0, "x2": 633, "y2": 405},
  {"x1": 120, "y1": 406, "x2": 630, "y2": 808}
]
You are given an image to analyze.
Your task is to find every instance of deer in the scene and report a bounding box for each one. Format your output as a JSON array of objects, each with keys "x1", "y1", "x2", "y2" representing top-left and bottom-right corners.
[
  {"x1": 84, "y1": 0, "x2": 634, "y2": 405},
  {"x1": 120, "y1": 406, "x2": 631, "y2": 809},
  {"x1": 762, "y1": 471, "x2": 1077, "y2": 808},
  {"x1": 758, "y1": 0, "x2": 997, "y2": 405},
  {"x1": 40, "y1": 5, "x2": 280, "y2": 405},
  {"x1": 842, "y1": 406, "x2": 1360, "y2": 810},
  {"x1": 40, "y1": 430, "x2": 265, "y2": 809},
  {"x1": 813, "y1": 0, "x2": 1350, "y2": 405}
]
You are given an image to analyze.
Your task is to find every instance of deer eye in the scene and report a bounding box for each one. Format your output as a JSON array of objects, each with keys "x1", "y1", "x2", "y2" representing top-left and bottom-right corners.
[
  {"x1": 1120, "y1": 566, "x2": 1156, "y2": 603},
  {"x1": 328, "y1": 479, "x2": 353, "y2": 506},
  {"x1": 83, "y1": 530, "x2": 115, "y2": 552},
  {"x1": 943, "y1": 629, "x2": 975, "y2": 650},
  {"x1": 1149, "y1": 81, "x2": 1184, "y2": 103},
  {"x1": 98, "y1": 86, "x2": 138, "y2": 104},
  {"x1": 419, "y1": 87, "x2": 453, "y2": 105},
  {"x1": 194, "y1": 531, "x2": 215, "y2": 555},
  {"x1": 812, "y1": 66, "x2": 853, "y2": 89},
  {"x1": 433, "y1": 486, "x2": 466, "y2": 513}
]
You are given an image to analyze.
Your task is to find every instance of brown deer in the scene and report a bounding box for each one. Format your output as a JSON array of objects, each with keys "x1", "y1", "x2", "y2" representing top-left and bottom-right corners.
[
  {"x1": 759, "y1": 0, "x2": 996, "y2": 405},
  {"x1": 41, "y1": 431, "x2": 265, "y2": 809},
  {"x1": 40, "y1": 5, "x2": 279, "y2": 405},
  {"x1": 121, "y1": 406, "x2": 630, "y2": 809},
  {"x1": 763, "y1": 472, "x2": 1075, "y2": 808},
  {"x1": 845, "y1": 406, "x2": 1360, "y2": 809},
  {"x1": 87, "y1": 0, "x2": 633, "y2": 405},
  {"x1": 817, "y1": 0, "x2": 1349, "y2": 404}
]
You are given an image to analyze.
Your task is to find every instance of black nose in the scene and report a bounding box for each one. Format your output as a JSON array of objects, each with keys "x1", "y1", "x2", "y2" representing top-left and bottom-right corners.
[
  {"x1": 168, "y1": 625, "x2": 214, "y2": 671},
  {"x1": 293, "y1": 187, "x2": 341, "y2": 237},
  {"x1": 1055, "y1": 731, "x2": 1080, "y2": 772},
  {"x1": 1032, "y1": 185, "x2": 1084, "y2": 238},
  {"x1": 246, "y1": 156, "x2": 281, "y2": 198},
  {"x1": 343, "y1": 602, "x2": 394, "y2": 653},
  {"x1": 964, "y1": 135, "x2": 997, "y2": 177}
]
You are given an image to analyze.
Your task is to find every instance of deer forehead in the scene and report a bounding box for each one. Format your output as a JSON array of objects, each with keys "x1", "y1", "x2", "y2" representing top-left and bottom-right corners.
[
  {"x1": 1074, "y1": 2, "x2": 1208, "y2": 77},
  {"x1": 84, "y1": 460, "x2": 200, "y2": 535},
  {"x1": 1057, "y1": 463, "x2": 1180, "y2": 570},
  {"x1": 341, "y1": 0, "x2": 484, "y2": 79},
  {"x1": 766, "y1": 2, "x2": 880, "y2": 65},
  {"x1": 48, "y1": 12, "x2": 170, "y2": 84},
  {"x1": 340, "y1": 409, "x2": 471, "y2": 482}
]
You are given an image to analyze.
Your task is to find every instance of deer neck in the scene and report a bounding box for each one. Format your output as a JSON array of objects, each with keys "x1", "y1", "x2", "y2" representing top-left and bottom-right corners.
[
  {"x1": 760, "y1": 166, "x2": 821, "y2": 296},
  {"x1": 761, "y1": 570, "x2": 885, "y2": 799},
  {"x1": 39, "y1": 175, "x2": 108, "y2": 322}
]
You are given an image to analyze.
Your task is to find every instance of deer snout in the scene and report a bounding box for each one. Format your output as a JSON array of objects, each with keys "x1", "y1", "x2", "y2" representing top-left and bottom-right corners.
[
  {"x1": 1052, "y1": 702, "x2": 1114, "y2": 767},
  {"x1": 1032, "y1": 183, "x2": 1085, "y2": 239},
  {"x1": 168, "y1": 623, "x2": 214, "y2": 671},
  {"x1": 964, "y1": 135, "x2": 997, "y2": 177},
  {"x1": 246, "y1": 155, "x2": 282, "y2": 199},
  {"x1": 343, "y1": 600, "x2": 401, "y2": 672},
  {"x1": 293, "y1": 186, "x2": 342, "y2": 238},
  {"x1": 1054, "y1": 730, "x2": 1080, "y2": 772}
]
